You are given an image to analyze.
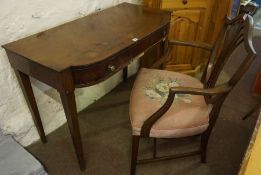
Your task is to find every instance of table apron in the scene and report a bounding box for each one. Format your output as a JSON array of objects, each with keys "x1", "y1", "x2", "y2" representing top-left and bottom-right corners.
[{"x1": 72, "y1": 24, "x2": 169, "y2": 88}]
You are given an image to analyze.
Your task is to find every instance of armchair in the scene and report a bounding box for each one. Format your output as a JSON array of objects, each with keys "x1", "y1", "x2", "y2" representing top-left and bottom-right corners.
[{"x1": 130, "y1": 14, "x2": 256, "y2": 175}]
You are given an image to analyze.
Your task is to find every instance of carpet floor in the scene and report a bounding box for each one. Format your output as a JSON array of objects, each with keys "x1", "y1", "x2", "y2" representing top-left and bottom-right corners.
[{"x1": 27, "y1": 31, "x2": 261, "y2": 175}]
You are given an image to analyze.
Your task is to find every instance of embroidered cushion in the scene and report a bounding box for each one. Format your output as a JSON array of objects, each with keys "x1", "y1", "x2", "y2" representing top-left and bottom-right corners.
[{"x1": 129, "y1": 68, "x2": 211, "y2": 138}]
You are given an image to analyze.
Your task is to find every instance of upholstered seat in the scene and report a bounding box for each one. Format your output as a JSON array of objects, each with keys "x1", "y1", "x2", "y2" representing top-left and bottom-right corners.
[{"x1": 130, "y1": 68, "x2": 211, "y2": 138}]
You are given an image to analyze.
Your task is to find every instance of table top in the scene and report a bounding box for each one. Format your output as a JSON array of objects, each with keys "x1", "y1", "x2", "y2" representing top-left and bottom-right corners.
[{"x1": 3, "y1": 3, "x2": 170, "y2": 72}]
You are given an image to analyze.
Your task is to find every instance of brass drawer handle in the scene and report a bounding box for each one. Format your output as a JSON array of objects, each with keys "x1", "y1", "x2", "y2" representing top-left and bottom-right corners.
[
  {"x1": 108, "y1": 64, "x2": 116, "y2": 71},
  {"x1": 182, "y1": 0, "x2": 188, "y2": 5}
]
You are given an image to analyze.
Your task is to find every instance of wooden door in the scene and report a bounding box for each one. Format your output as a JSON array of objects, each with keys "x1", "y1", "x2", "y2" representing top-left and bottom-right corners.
[
  {"x1": 165, "y1": 9, "x2": 204, "y2": 72},
  {"x1": 142, "y1": 0, "x2": 235, "y2": 75},
  {"x1": 206, "y1": 0, "x2": 235, "y2": 44}
]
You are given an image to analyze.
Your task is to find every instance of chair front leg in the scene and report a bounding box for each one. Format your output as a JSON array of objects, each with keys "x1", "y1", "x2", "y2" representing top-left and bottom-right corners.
[
  {"x1": 200, "y1": 132, "x2": 209, "y2": 163},
  {"x1": 200, "y1": 97, "x2": 225, "y2": 163},
  {"x1": 131, "y1": 135, "x2": 140, "y2": 175}
]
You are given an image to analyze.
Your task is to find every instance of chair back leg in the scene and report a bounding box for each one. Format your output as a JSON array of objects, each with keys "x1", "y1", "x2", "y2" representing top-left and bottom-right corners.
[
  {"x1": 131, "y1": 136, "x2": 140, "y2": 175},
  {"x1": 153, "y1": 138, "x2": 157, "y2": 158}
]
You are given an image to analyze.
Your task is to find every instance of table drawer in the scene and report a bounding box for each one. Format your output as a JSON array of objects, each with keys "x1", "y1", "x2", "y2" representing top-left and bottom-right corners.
[
  {"x1": 161, "y1": 0, "x2": 208, "y2": 9},
  {"x1": 72, "y1": 25, "x2": 169, "y2": 87},
  {"x1": 73, "y1": 53, "x2": 134, "y2": 87}
]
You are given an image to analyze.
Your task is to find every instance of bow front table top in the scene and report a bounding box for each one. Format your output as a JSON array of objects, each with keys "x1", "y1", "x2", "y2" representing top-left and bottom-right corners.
[{"x1": 2, "y1": 3, "x2": 170, "y2": 170}]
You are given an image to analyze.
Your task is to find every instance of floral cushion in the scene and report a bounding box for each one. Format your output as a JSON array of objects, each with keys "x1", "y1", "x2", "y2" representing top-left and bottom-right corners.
[{"x1": 129, "y1": 68, "x2": 211, "y2": 138}]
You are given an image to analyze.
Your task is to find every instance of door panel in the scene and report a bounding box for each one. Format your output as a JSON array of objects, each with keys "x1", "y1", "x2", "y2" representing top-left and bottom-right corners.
[
  {"x1": 166, "y1": 10, "x2": 203, "y2": 69},
  {"x1": 142, "y1": 0, "x2": 235, "y2": 76}
]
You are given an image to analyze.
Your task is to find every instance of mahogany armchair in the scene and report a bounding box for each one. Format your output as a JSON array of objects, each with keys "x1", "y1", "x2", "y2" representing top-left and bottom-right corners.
[{"x1": 129, "y1": 14, "x2": 257, "y2": 175}]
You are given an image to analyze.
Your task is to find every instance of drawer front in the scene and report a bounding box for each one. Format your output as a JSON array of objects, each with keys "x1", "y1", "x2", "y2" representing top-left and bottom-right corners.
[
  {"x1": 73, "y1": 52, "x2": 134, "y2": 87},
  {"x1": 72, "y1": 25, "x2": 169, "y2": 87},
  {"x1": 161, "y1": 0, "x2": 208, "y2": 9}
]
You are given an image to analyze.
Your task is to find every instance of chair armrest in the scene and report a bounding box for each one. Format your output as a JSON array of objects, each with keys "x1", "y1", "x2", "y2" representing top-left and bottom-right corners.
[
  {"x1": 150, "y1": 40, "x2": 213, "y2": 69},
  {"x1": 169, "y1": 40, "x2": 213, "y2": 51},
  {"x1": 170, "y1": 84, "x2": 231, "y2": 96},
  {"x1": 140, "y1": 85, "x2": 231, "y2": 137}
]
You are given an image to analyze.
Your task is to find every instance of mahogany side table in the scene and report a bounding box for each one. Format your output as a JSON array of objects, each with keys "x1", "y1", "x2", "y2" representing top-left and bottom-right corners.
[{"x1": 2, "y1": 3, "x2": 171, "y2": 170}]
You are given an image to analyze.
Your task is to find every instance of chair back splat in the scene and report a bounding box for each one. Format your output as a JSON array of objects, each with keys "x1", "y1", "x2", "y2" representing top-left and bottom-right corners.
[{"x1": 202, "y1": 14, "x2": 256, "y2": 89}]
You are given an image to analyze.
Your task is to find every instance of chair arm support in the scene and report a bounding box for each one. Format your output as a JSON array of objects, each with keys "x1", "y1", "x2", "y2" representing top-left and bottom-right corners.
[
  {"x1": 140, "y1": 85, "x2": 231, "y2": 137},
  {"x1": 169, "y1": 40, "x2": 213, "y2": 51},
  {"x1": 150, "y1": 47, "x2": 171, "y2": 69},
  {"x1": 140, "y1": 90, "x2": 176, "y2": 137}
]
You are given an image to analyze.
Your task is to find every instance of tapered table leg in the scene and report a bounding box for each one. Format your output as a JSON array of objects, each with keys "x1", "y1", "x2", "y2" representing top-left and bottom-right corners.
[
  {"x1": 14, "y1": 69, "x2": 47, "y2": 143},
  {"x1": 60, "y1": 91, "x2": 86, "y2": 170}
]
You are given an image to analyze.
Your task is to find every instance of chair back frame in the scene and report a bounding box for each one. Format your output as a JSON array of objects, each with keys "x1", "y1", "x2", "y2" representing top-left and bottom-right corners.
[
  {"x1": 141, "y1": 14, "x2": 257, "y2": 138},
  {"x1": 202, "y1": 14, "x2": 256, "y2": 89}
]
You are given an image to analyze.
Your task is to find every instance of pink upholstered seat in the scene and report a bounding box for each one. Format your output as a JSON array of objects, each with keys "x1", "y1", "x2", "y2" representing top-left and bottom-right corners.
[{"x1": 129, "y1": 68, "x2": 211, "y2": 138}]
